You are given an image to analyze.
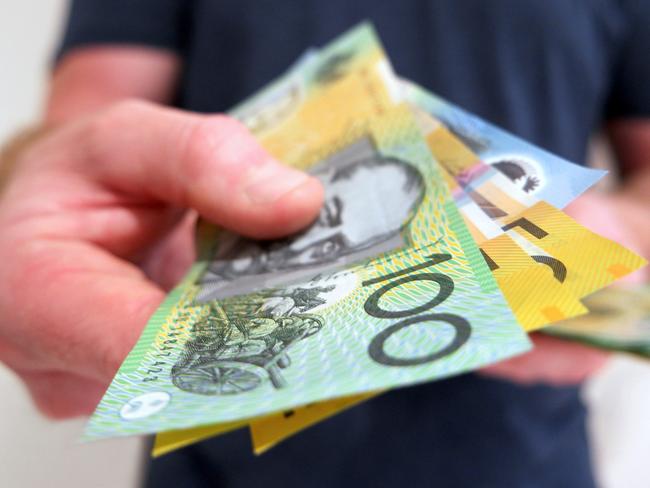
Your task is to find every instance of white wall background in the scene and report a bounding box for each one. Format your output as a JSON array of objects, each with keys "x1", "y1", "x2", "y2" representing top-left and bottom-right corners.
[
  {"x1": 0, "y1": 2, "x2": 144, "y2": 488},
  {"x1": 0, "y1": 1, "x2": 62, "y2": 139},
  {"x1": 1, "y1": 2, "x2": 649, "y2": 487}
]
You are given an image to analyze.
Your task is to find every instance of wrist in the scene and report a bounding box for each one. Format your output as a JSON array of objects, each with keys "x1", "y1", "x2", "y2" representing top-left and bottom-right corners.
[{"x1": 0, "y1": 126, "x2": 50, "y2": 193}]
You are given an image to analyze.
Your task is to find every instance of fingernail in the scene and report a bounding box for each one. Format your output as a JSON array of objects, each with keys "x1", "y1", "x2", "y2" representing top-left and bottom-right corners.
[{"x1": 244, "y1": 160, "x2": 311, "y2": 204}]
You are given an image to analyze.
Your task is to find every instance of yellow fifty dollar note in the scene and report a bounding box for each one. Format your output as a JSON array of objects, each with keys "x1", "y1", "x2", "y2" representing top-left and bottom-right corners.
[
  {"x1": 416, "y1": 113, "x2": 587, "y2": 330},
  {"x1": 153, "y1": 420, "x2": 247, "y2": 458},
  {"x1": 250, "y1": 392, "x2": 378, "y2": 454},
  {"x1": 416, "y1": 111, "x2": 645, "y2": 329}
]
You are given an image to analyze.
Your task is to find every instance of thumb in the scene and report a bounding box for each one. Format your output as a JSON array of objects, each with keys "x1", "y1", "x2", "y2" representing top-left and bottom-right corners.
[{"x1": 65, "y1": 99, "x2": 324, "y2": 238}]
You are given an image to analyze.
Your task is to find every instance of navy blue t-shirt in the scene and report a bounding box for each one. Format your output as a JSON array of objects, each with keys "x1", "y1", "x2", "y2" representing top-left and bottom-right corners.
[{"x1": 58, "y1": 1, "x2": 650, "y2": 487}]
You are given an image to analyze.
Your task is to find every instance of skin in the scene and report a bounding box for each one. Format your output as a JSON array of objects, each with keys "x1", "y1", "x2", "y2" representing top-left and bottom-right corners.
[
  {"x1": 0, "y1": 46, "x2": 648, "y2": 418},
  {"x1": 0, "y1": 47, "x2": 324, "y2": 417}
]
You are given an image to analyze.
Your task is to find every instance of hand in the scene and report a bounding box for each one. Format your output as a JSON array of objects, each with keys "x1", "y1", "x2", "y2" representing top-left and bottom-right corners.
[
  {"x1": 480, "y1": 333, "x2": 609, "y2": 386},
  {"x1": 0, "y1": 100, "x2": 323, "y2": 418}
]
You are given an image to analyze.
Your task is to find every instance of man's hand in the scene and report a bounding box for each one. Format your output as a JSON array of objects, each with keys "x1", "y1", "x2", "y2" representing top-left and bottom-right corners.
[
  {"x1": 0, "y1": 100, "x2": 324, "y2": 418},
  {"x1": 480, "y1": 334, "x2": 609, "y2": 386}
]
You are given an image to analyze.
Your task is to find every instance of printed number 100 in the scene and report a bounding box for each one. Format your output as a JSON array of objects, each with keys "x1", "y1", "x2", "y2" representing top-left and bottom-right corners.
[{"x1": 362, "y1": 253, "x2": 471, "y2": 366}]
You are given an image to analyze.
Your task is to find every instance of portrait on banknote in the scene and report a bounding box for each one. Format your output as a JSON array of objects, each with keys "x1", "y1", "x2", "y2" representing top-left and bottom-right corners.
[{"x1": 196, "y1": 138, "x2": 425, "y2": 301}]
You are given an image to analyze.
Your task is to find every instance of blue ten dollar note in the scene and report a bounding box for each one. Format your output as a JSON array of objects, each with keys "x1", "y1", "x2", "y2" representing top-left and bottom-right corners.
[{"x1": 401, "y1": 80, "x2": 606, "y2": 209}]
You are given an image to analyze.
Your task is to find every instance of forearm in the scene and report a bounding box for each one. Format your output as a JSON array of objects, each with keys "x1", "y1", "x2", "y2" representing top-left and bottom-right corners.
[
  {"x1": 2, "y1": 46, "x2": 180, "y2": 195},
  {"x1": 46, "y1": 46, "x2": 180, "y2": 124}
]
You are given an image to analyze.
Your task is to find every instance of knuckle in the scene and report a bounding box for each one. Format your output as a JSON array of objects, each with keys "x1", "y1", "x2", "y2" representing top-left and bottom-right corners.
[
  {"x1": 83, "y1": 98, "x2": 154, "y2": 161},
  {"x1": 182, "y1": 115, "x2": 266, "y2": 181},
  {"x1": 90, "y1": 99, "x2": 146, "y2": 136},
  {"x1": 104, "y1": 98, "x2": 153, "y2": 122},
  {"x1": 82, "y1": 98, "x2": 151, "y2": 143},
  {"x1": 178, "y1": 118, "x2": 217, "y2": 182},
  {"x1": 179, "y1": 119, "x2": 220, "y2": 182}
]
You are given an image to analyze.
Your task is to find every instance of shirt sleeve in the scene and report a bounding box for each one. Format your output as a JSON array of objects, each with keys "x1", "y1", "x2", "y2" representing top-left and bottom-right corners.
[
  {"x1": 606, "y1": 0, "x2": 650, "y2": 119},
  {"x1": 56, "y1": 0, "x2": 191, "y2": 61}
]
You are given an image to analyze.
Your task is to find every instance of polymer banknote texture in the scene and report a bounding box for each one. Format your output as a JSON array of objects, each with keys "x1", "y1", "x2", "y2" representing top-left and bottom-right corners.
[
  {"x1": 401, "y1": 80, "x2": 606, "y2": 209},
  {"x1": 547, "y1": 286, "x2": 650, "y2": 356},
  {"x1": 86, "y1": 24, "x2": 529, "y2": 440}
]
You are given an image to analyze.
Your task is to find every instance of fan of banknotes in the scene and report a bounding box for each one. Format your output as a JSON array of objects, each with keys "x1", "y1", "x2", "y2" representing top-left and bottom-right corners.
[{"x1": 84, "y1": 24, "x2": 647, "y2": 456}]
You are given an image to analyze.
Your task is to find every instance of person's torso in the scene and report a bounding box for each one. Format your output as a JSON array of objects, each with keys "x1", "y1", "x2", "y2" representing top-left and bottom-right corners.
[{"x1": 179, "y1": 0, "x2": 626, "y2": 163}]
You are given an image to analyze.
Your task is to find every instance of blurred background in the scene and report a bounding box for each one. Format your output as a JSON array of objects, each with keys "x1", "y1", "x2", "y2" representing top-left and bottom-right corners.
[{"x1": 0, "y1": 2, "x2": 649, "y2": 487}]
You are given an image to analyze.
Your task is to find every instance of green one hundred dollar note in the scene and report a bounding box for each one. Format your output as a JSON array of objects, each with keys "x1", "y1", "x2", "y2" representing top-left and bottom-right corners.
[{"x1": 85, "y1": 24, "x2": 530, "y2": 440}]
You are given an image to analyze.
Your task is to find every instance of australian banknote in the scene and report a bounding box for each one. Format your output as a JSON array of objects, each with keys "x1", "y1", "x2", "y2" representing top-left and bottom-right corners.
[
  {"x1": 152, "y1": 391, "x2": 376, "y2": 456},
  {"x1": 234, "y1": 86, "x2": 647, "y2": 456},
  {"x1": 400, "y1": 80, "x2": 606, "y2": 209},
  {"x1": 412, "y1": 110, "x2": 646, "y2": 328},
  {"x1": 546, "y1": 286, "x2": 650, "y2": 357},
  {"x1": 149, "y1": 34, "x2": 647, "y2": 454},
  {"x1": 86, "y1": 24, "x2": 530, "y2": 440}
]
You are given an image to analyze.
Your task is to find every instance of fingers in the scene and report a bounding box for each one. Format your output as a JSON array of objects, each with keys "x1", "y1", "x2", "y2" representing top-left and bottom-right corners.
[
  {"x1": 0, "y1": 100, "x2": 325, "y2": 417},
  {"x1": 61, "y1": 100, "x2": 324, "y2": 238},
  {"x1": 20, "y1": 369, "x2": 107, "y2": 419},
  {"x1": 140, "y1": 210, "x2": 197, "y2": 290},
  {"x1": 479, "y1": 334, "x2": 610, "y2": 386},
  {"x1": 1, "y1": 238, "x2": 165, "y2": 382}
]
